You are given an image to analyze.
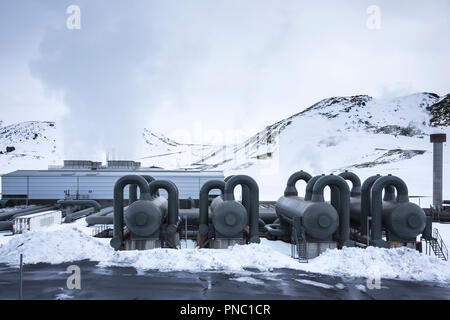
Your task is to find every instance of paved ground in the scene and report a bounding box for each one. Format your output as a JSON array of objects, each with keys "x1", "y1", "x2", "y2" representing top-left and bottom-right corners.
[{"x1": 0, "y1": 261, "x2": 448, "y2": 300}]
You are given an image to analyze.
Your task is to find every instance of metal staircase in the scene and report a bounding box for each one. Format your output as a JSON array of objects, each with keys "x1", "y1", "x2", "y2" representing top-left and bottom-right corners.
[
  {"x1": 291, "y1": 222, "x2": 308, "y2": 263},
  {"x1": 423, "y1": 228, "x2": 448, "y2": 261}
]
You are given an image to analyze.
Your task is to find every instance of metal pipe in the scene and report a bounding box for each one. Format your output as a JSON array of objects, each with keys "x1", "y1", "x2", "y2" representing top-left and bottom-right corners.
[
  {"x1": 86, "y1": 206, "x2": 123, "y2": 225},
  {"x1": 67, "y1": 207, "x2": 95, "y2": 222},
  {"x1": 224, "y1": 175, "x2": 260, "y2": 243},
  {"x1": 383, "y1": 185, "x2": 396, "y2": 201},
  {"x1": 57, "y1": 200, "x2": 102, "y2": 212},
  {"x1": 311, "y1": 175, "x2": 353, "y2": 246},
  {"x1": 129, "y1": 175, "x2": 158, "y2": 204},
  {"x1": 304, "y1": 175, "x2": 325, "y2": 201},
  {"x1": 333, "y1": 171, "x2": 361, "y2": 216},
  {"x1": 284, "y1": 170, "x2": 312, "y2": 197},
  {"x1": 360, "y1": 175, "x2": 381, "y2": 236},
  {"x1": 0, "y1": 204, "x2": 53, "y2": 221},
  {"x1": 0, "y1": 221, "x2": 13, "y2": 231},
  {"x1": 199, "y1": 180, "x2": 225, "y2": 236},
  {"x1": 370, "y1": 175, "x2": 409, "y2": 246},
  {"x1": 0, "y1": 199, "x2": 14, "y2": 209},
  {"x1": 149, "y1": 180, "x2": 179, "y2": 237},
  {"x1": 338, "y1": 171, "x2": 361, "y2": 197},
  {"x1": 430, "y1": 133, "x2": 446, "y2": 208},
  {"x1": 12, "y1": 205, "x2": 58, "y2": 219},
  {"x1": 110, "y1": 175, "x2": 152, "y2": 250},
  {"x1": 226, "y1": 175, "x2": 251, "y2": 216},
  {"x1": 86, "y1": 214, "x2": 114, "y2": 225}
]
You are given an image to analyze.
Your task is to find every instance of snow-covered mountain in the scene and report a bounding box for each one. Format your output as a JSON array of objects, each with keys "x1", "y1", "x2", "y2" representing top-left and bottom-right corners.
[
  {"x1": 0, "y1": 121, "x2": 60, "y2": 173},
  {"x1": 1, "y1": 92, "x2": 449, "y2": 203},
  {"x1": 138, "y1": 92, "x2": 449, "y2": 201}
]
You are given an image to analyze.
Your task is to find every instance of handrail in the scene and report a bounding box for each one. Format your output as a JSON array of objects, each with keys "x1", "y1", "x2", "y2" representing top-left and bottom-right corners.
[{"x1": 433, "y1": 228, "x2": 448, "y2": 261}]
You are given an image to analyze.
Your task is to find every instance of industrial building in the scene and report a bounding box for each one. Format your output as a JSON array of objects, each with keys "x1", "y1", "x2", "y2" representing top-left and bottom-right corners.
[{"x1": 1, "y1": 160, "x2": 223, "y2": 204}]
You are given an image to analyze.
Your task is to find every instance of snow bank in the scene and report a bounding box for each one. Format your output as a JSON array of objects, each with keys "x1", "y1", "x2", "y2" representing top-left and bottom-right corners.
[
  {"x1": 301, "y1": 246, "x2": 450, "y2": 283},
  {"x1": 0, "y1": 225, "x2": 113, "y2": 265},
  {"x1": 0, "y1": 221, "x2": 449, "y2": 283}
]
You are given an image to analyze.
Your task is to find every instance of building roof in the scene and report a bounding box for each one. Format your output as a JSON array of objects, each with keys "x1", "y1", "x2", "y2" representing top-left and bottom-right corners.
[{"x1": 2, "y1": 169, "x2": 224, "y2": 178}]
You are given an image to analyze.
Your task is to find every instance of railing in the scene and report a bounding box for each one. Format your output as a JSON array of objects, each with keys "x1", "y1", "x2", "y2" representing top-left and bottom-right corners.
[
  {"x1": 291, "y1": 226, "x2": 308, "y2": 263},
  {"x1": 433, "y1": 228, "x2": 448, "y2": 261}
]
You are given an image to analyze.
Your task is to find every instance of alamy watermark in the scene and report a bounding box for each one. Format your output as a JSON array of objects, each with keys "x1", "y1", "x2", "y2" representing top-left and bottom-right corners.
[
  {"x1": 366, "y1": 265, "x2": 381, "y2": 289},
  {"x1": 66, "y1": 265, "x2": 81, "y2": 289},
  {"x1": 366, "y1": 5, "x2": 381, "y2": 30},
  {"x1": 66, "y1": 5, "x2": 81, "y2": 30}
]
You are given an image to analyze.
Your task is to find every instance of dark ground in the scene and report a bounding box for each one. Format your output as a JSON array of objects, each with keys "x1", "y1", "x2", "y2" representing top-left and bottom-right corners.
[{"x1": 0, "y1": 261, "x2": 448, "y2": 300}]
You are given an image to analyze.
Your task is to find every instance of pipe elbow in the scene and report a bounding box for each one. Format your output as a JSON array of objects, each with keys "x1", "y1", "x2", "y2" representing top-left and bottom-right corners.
[
  {"x1": 305, "y1": 175, "x2": 325, "y2": 201},
  {"x1": 311, "y1": 175, "x2": 349, "y2": 202},
  {"x1": 199, "y1": 180, "x2": 225, "y2": 231},
  {"x1": 371, "y1": 175, "x2": 409, "y2": 203},
  {"x1": 224, "y1": 175, "x2": 260, "y2": 243},
  {"x1": 149, "y1": 180, "x2": 180, "y2": 226},
  {"x1": 57, "y1": 200, "x2": 102, "y2": 212},
  {"x1": 284, "y1": 170, "x2": 312, "y2": 196},
  {"x1": 338, "y1": 171, "x2": 361, "y2": 197}
]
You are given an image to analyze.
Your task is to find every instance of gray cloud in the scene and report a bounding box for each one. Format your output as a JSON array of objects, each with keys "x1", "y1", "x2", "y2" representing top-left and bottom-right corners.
[{"x1": 1, "y1": 0, "x2": 449, "y2": 160}]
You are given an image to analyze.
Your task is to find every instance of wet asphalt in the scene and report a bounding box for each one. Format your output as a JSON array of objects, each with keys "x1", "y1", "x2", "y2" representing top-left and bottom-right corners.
[{"x1": 0, "y1": 261, "x2": 448, "y2": 300}]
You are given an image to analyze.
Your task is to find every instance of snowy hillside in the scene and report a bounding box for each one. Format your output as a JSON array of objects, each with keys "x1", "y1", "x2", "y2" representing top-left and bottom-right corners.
[
  {"x1": 139, "y1": 128, "x2": 220, "y2": 169},
  {"x1": 140, "y1": 92, "x2": 450, "y2": 202},
  {"x1": 1, "y1": 92, "x2": 449, "y2": 203},
  {"x1": 0, "y1": 121, "x2": 61, "y2": 174}
]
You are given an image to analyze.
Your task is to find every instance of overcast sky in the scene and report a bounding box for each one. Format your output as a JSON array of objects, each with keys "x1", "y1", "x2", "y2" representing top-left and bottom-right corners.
[{"x1": 0, "y1": 0, "x2": 449, "y2": 159}]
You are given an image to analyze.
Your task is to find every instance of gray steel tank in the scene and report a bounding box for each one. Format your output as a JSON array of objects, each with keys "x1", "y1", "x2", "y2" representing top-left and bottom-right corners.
[
  {"x1": 110, "y1": 175, "x2": 177, "y2": 250},
  {"x1": 124, "y1": 195, "x2": 167, "y2": 238},
  {"x1": 203, "y1": 175, "x2": 260, "y2": 248},
  {"x1": 275, "y1": 196, "x2": 339, "y2": 241},
  {"x1": 269, "y1": 172, "x2": 343, "y2": 259},
  {"x1": 351, "y1": 175, "x2": 426, "y2": 248},
  {"x1": 210, "y1": 196, "x2": 248, "y2": 238},
  {"x1": 370, "y1": 175, "x2": 426, "y2": 247}
]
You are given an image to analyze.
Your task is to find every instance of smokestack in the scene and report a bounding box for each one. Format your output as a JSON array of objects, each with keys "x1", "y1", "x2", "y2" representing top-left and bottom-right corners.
[{"x1": 430, "y1": 133, "x2": 446, "y2": 210}]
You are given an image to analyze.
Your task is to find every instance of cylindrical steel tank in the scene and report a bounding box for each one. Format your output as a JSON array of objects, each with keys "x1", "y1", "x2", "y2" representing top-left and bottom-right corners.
[
  {"x1": 380, "y1": 201, "x2": 426, "y2": 241},
  {"x1": 369, "y1": 175, "x2": 426, "y2": 246},
  {"x1": 210, "y1": 196, "x2": 248, "y2": 237},
  {"x1": 223, "y1": 175, "x2": 260, "y2": 243},
  {"x1": 124, "y1": 195, "x2": 168, "y2": 237},
  {"x1": 275, "y1": 196, "x2": 339, "y2": 241},
  {"x1": 111, "y1": 175, "x2": 153, "y2": 250}
]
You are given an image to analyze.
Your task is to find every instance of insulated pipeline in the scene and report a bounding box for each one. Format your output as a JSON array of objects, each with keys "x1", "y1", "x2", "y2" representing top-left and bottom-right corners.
[{"x1": 224, "y1": 175, "x2": 260, "y2": 243}]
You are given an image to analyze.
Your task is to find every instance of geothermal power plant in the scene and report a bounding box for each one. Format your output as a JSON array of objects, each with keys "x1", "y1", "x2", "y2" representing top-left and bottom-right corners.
[{"x1": 0, "y1": 134, "x2": 447, "y2": 262}]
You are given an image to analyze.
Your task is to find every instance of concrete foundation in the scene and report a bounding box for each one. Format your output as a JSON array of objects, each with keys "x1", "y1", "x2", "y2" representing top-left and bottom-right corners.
[
  {"x1": 305, "y1": 242, "x2": 337, "y2": 259},
  {"x1": 124, "y1": 239, "x2": 162, "y2": 250},
  {"x1": 210, "y1": 238, "x2": 245, "y2": 249}
]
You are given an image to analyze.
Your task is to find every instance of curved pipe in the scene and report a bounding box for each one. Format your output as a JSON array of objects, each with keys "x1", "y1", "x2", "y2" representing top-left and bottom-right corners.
[
  {"x1": 284, "y1": 170, "x2": 312, "y2": 197},
  {"x1": 199, "y1": 180, "x2": 225, "y2": 236},
  {"x1": 304, "y1": 175, "x2": 325, "y2": 201},
  {"x1": 149, "y1": 180, "x2": 179, "y2": 236},
  {"x1": 311, "y1": 175, "x2": 352, "y2": 245},
  {"x1": 57, "y1": 200, "x2": 102, "y2": 213},
  {"x1": 111, "y1": 175, "x2": 152, "y2": 250},
  {"x1": 338, "y1": 171, "x2": 361, "y2": 197},
  {"x1": 383, "y1": 185, "x2": 396, "y2": 201},
  {"x1": 360, "y1": 174, "x2": 381, "y2": 236},
  {"x1": 370, "y1": 175, "x2": 409, "y2": 245},
  {"x1": 225, "y1": 175, "x2": 250, "y2": 213},
  {"x1": 224, "y1": 175, "x2": 260, "y2": 243},
  {"x1": 129, "y1": 175, "x2": 157, "y2": 204}
]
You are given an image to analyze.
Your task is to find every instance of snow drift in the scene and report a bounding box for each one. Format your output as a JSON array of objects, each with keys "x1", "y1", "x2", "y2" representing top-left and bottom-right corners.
[{"x1": 0, "y1": 221, "x2": 449, "y2": 284}]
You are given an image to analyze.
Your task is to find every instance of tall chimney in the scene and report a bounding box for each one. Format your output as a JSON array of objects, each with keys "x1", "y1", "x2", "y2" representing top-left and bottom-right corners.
[{"x1": 430, "y1": 133, "x2": 446, "y2": 209}]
